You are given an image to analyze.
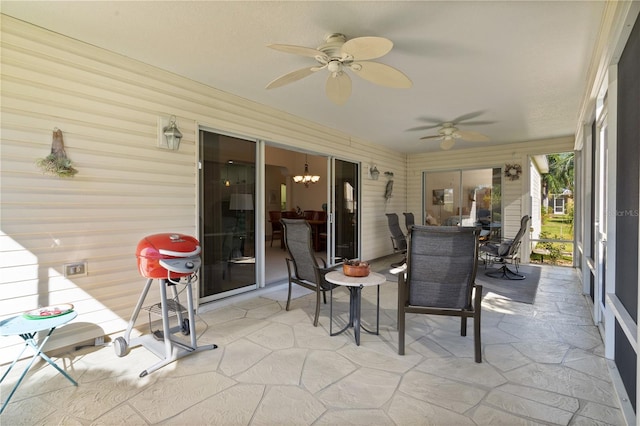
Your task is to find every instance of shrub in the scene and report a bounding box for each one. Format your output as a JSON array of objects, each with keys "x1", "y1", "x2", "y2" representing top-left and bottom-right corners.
[{"x1": 538, "y1": 231, "x2": 566, "y2": 265}]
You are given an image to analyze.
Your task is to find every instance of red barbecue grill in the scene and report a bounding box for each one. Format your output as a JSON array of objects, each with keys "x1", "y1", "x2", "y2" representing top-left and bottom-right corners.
[{"x1": 114, "y1": 233, "x2": 217, "y2": 377}]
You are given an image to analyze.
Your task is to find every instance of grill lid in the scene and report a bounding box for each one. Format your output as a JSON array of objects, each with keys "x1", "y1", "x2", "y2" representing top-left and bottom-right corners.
[{"x1": 136, "y1": 233, "x2": 201, "y2": 278}]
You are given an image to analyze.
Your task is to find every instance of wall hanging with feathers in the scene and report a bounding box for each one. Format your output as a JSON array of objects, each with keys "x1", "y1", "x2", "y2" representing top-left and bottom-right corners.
[
  {"x1": 36, "y1": 128, "x2": 78, "y2": 177},
  {"x1": 384, "y1": 171, "x2": 394, "y2": 200}
]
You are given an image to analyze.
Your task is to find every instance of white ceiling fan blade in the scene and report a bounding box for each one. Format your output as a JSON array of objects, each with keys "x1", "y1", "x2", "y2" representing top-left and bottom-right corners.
[
  {"x1": 458, "y1": 120, "x2": 496, "y2": 126},
  {"x1": 440, "y1": 139, "x2": 456, "y2": 150},
  {"x1": 267, "y1": 44, "x2": 325, "y2": 59},
  {"x1": 407, "y1": 124, "x2": 441, "y2": 132},
  {"x1": 326, "y1": 72, "x2": 352, "y2": 105},
  {"x1": 451, "y1": 110, "x2": 487, "y2": 124},
  {"x1": 266, "y1": 67, "x2": 318, "y2": 89},
  {"x1": 456, "y1": 130, "x2": 490, "y2": 142},
  {"x1": 420, "y1": 135, "x2": 442, "y2": 140},
  {"x1": 350, "y1": 61, "x2": 412, "y2": 88},
  {"x1": 341, "y1": 36, "x2": 393, "y2": 60}
]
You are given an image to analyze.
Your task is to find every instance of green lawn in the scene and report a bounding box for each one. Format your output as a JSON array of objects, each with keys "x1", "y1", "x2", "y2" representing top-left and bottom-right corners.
[
  {"x1": 534, "y1": 215, "x2": 574, "y2": 265},
  {"x1": 542, "y1": 215, "x2": 574, "y2": 239}
]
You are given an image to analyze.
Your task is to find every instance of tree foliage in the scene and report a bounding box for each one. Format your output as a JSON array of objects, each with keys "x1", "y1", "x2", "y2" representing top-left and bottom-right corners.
[{"x1": 542, "y1": 152, "x2": 574, "y2": 197}]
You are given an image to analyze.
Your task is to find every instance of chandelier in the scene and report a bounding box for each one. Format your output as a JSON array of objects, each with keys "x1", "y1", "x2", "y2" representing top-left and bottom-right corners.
[{"x1": 293, "y1": 155, "x2": 320, "y2": 187}]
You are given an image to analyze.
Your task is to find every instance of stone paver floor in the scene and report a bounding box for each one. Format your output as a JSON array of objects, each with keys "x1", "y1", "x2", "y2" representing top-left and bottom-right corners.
[{"x1": 0, "y1": 263, "x2": 628, "y2": 425}]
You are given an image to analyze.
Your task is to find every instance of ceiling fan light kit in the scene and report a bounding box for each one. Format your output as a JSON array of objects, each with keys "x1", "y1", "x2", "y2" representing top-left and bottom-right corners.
[
  {"x1": 266, "y1": 33, "x2": 412, "y2": 105},
  {"x1": 411, "y1": 111, "x2": 493, "y2": 150}
]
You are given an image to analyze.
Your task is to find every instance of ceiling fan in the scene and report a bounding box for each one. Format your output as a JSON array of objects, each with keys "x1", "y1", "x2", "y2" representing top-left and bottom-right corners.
[
  {"x1": 407, "y1": 111, "x2": 494, "y2": 150},
  {"x1": 265, "y1": 33, "x2": 412, "y2": 105}
]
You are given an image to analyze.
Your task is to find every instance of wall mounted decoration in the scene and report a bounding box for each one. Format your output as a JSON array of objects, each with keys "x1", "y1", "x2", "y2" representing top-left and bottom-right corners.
[
  {"x1": 369, "y1": 165, "x2": 380, "y2": 180},
  {"x1": 384, "y1": 180, "x2": 394, "y2": 200},
  {"x1": 432, "y1": 189, "x2": 445, "y2": 205},
  {"x1": 504, "y1": 163, "x2": 522, "y2": 181},
  {"x1": 36, "y1": 128, "x2": 78, "y2": 177},
  {"x1": 158, "y1": 115, "x2": 183, "y2": 150}
]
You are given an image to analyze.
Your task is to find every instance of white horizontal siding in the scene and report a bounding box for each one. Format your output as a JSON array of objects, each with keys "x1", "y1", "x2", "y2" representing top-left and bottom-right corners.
[
  {"x1": 0, "y1": 15, "x2": 576, "y2": 364},
  {"x1": 0, "y1": 15, "x2": 406, "y2": 363},
  {"x1": 360, "y1": 151, "x2": 407, "y2": 259}
]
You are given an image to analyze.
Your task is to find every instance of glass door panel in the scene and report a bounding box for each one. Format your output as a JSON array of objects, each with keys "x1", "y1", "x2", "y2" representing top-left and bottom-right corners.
[
  {"x1": 425, "y1": 168, "x2": 501, "y2": 240},
  {"x1": 424, "y1": 170, "x2": 461, "y2": 226},
  {"x1": 200, "y1": 130, "x2": 256, "y2": 301},
  {"x1": 332, "y1": 159, "x2": 359, "y2": 261}
]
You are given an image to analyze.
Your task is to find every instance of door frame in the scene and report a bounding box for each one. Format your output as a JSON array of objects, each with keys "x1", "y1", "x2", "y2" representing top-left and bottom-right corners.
[{"x1": 328, "y1": 157, "x2": 361, "y2": 264}]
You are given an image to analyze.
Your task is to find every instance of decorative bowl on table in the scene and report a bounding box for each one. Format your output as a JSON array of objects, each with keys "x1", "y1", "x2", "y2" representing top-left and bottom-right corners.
[{"x1": 343, "y1": 260, "x2": 370, "y2": 277}]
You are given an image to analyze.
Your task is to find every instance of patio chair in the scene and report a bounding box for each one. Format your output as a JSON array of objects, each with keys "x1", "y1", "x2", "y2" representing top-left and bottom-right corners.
[
  {"x1": 386, "y1": 213, "x2": 407, "y2": 268},
  {"x1": 398, "y1": 225, "x2": 482, "y2": 362},
  {"x1": 479, "y1": 215, "x2": 530, "y2": 280},
  {"x1": 402, "y1": 212, "x2": 415, "y2": 234},
  {"x1": 281, "y1": 218, "x2": 338, "y2": 326}
]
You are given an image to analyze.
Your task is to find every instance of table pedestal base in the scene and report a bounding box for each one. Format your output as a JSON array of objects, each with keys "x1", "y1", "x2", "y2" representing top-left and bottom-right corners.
[{"x1": 329, "y1": 285, "x2": 380, "y2": 346}]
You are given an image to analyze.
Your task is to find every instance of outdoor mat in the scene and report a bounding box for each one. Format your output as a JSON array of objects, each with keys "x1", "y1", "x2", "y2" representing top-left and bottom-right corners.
[
  {"x1": 372, "y1": 253, "x2": 541, "y2": 305},
  {"x1": 477, "y1": 264, "x2": 541, "y2": 304},
  {"x1": 372, "y1": 253, "x2": 406, "y2": 282}
]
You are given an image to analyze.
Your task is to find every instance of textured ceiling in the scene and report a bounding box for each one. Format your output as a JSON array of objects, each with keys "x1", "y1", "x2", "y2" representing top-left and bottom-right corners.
[{"x1": 1, "y1": 1, "x2": 606, "y2": 153}]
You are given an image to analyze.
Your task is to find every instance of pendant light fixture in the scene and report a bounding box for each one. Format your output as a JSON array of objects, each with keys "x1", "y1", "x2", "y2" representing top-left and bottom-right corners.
[{"x1": 293, "y1": 154, "x2": 320, "y2": 188}]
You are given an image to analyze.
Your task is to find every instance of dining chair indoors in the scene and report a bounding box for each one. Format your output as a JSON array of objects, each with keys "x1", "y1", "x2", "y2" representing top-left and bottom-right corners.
[
  {"x1": 281, "y1": 218, "x2": 338, "y2": 326},
  {"x1": 268, "y1": 211, "x2": 283, "y2": 248},
  {"x1": 398, "y1": 225, "x2": 482, "y2": 362}
]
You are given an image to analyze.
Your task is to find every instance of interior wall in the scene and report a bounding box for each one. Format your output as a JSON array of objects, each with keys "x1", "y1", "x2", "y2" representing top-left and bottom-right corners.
[{"x1": 0, "y1": 15, "x2": 405, "y2": 363}]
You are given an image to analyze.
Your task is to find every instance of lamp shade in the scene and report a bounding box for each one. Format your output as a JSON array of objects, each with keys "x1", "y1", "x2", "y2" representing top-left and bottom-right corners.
[
  {"x1": 229, "y1": 194, "x2": 254, "y2": 211},
  {"x1": 293, "y1": 159, "x2": 320, "y2": 187}
]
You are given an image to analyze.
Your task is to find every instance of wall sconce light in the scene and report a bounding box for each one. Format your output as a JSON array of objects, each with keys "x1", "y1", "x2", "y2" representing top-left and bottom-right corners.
[
  {"x1": 384, "y1": 171, "x2": 394, "y2": 179},
  {"x1": 369, "y1": 165, "x2": 380, "y2": 180},
  {"x1": 158, "y1": 115, "x2": 183, "y2": 150}
]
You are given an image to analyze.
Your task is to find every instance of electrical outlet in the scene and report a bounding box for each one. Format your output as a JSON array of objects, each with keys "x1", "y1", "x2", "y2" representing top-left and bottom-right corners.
[{"x1": 64, "y1": 261, "x2": 87, "y2": 277}]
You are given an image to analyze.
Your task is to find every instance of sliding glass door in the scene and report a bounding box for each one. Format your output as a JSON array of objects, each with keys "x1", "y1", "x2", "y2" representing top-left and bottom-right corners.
[
  {"x1": 424, "y1": 167, "x2": 501, "y2": 238},
  {"x1": 331, "y1": 159, "x2": 359, "y2": 262},
  {"x1": 200, "y1": 130, "x2": 256, "y2": 302}
]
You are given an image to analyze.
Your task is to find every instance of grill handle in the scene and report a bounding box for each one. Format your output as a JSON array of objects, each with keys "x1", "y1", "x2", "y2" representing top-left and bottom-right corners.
[{"x1": 158, "y1": 246, "x2": 201, "y2": 257}]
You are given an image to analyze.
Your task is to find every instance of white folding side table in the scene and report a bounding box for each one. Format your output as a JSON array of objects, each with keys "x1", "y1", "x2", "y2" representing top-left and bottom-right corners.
[
  {"x1": 326, "y1": 271, "x2": 387, "y2": 346},
  {"x1": 0, "y1": 311, "x2": 78, "y2": 414}
]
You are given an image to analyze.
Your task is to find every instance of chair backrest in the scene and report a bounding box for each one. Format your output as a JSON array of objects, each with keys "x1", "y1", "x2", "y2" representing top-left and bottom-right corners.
[
  {"x1": 403, "y1": 212, "x2": 415, "y2": 231},
  {"x1": 406, "y1": 225, "x2": 479, "y2": 309},
  {"x1": 386, "y1": 213, "x2": 407, "y2": 252},
  {"x1": 282, "y1": 218, "x2": 319, "y2": 282},
  {"x1": 281, "y1": 210, "x2": 299, "y2": 219},
  {"x1": 504, "y1": 215, "x2": 530, "y2": 257},
  {"x1": 477, "y1": 209, "x2": 491, "y2": 225},
  {"x1": 269, "y1": 211, "x2": 282, "y2": 229},
  {"x1": 315, "y1": 210, "x2": 327, "y2": 221}
]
